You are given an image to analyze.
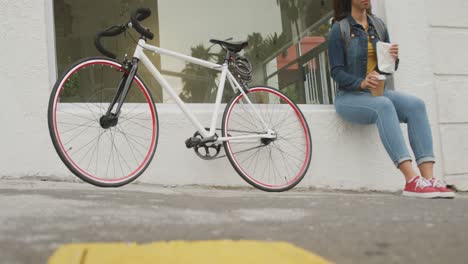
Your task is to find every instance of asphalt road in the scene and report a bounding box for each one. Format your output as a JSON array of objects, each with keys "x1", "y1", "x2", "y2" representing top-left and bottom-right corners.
[{"x1": 1, "y1": 179, "x2": 467, "y2": 264}]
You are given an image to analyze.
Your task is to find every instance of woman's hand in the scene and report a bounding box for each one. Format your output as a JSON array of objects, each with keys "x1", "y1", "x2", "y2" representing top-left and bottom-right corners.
[
  {"x1": 360, "y1": 71, "x2": 380, "y2": 90},
  {"x1": 389, "y1": 44, "x2": 399, "y2": 60}
]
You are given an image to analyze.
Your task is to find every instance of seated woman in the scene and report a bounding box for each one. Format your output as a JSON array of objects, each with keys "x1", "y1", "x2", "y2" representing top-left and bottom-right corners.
[{"x1": 328, "y1": 0, "x2": 454, "y2": 198}]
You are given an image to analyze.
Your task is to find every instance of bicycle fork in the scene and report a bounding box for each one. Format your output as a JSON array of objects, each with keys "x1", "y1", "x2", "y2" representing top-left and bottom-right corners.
[{"x1": 99, "y1": 58, "x2": 139, "y2": 129}]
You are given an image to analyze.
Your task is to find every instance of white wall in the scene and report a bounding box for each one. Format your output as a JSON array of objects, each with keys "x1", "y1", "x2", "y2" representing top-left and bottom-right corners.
[
  {"x1": 426, "y1": 0, "x2": 468, "y2": 190},
  {"x1": 0, "y1": 0, "x2": 60, "y2": 177},
  {"x1": 0, "y1": 0, "x2": 466, "y2": 191},
  {"x1": 379, "y1": 0, "x2": 446, "y2": 189},
  {"x1": 381, "y1": 0, "x2": 468, "y2": 190}
]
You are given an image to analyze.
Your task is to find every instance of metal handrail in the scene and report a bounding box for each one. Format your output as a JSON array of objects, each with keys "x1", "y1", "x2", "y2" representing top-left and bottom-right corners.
[
  {"x1": 265, "y1": 42, "x2": 328, "y2": 81},
  {"x1": 261, "y1": 11, "x2": 333, "y2": 67}
]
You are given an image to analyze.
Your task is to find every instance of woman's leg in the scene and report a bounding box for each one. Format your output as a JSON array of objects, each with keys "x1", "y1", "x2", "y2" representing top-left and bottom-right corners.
[
  {"x1": 334, "y1": 92, "x2": 417, "y2": 180},
  {"x1": 383, "y1": 90, "x2": 436, "y2": 179},
  {"x1": 383, "y1": 90, "x2": 454, "y2": 197},
  {"x1": 399, "y1": 161, "x2": 419, "y2": 182},
  {"x1": 334, "y1": 92, "x2": 443, "y2": 198},
  {"x1": 418, "y1": 162, "x2": 434, "y2": 180}
]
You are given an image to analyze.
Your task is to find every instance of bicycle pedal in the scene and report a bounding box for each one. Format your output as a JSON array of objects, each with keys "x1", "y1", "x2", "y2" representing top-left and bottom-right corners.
[{"x1": 185, "y1": 136, "x2": 202, "y2": 149}]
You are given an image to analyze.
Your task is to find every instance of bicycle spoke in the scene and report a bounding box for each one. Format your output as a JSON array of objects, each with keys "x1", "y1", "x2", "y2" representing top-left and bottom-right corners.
[
  {"x1": 115, "y1": 126, "x2": 141, "y2": 166},
  {"x1": 58, "y1": 120, "x2": 100, "y2": 134},
  {"x1": 110, "y1": 128, "x2": 125, "y2": 177},
  {"x1": 57, "y1": 111, "x2": 98, "y2": 122}
]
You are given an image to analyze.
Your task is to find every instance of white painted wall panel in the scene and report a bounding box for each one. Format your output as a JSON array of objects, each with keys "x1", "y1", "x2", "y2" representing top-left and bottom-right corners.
[
  {"x1": 427, "y1": 0, "x2": 468, "y2": 187},
  {"x1": 436, "y1": 76, "x2": 468, "y2": 123},
  {"x1": 430, "y1": 29, "x2": 468, "y2": 75},
  {"x1": 440, "y1": 124, "x2": 468, "y2": 175},
  {"x1": 427, "y1": 0, "x2": 468, "y2": 28}
]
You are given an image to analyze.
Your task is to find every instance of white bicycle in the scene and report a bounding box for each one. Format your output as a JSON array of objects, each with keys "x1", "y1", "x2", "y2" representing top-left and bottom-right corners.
[{"x1": 48, "y1": 8, "x2": 312, "y2": 192}]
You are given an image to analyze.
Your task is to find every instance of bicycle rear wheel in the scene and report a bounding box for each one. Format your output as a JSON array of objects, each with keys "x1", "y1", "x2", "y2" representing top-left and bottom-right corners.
[
  {"x1": 222, "y1": 86, "x2": 312, "y2": 192},
  {"x1": 48, "y1": 57, "x2": 158, "y2": 187}
]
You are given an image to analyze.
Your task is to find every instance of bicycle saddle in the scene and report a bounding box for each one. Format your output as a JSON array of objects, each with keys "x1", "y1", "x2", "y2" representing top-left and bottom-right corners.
[{"x1": 209, "y1": 39, "x2": 248, "y2": 53}]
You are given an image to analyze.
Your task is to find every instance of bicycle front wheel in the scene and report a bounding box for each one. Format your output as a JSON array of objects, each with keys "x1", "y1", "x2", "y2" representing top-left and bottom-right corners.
[
  {"x1": 48, "y1": 57, "x2": 159, "y2": 187},
  {"x1": 222, "y1": 86, "x2": 312, "y2": 192}
]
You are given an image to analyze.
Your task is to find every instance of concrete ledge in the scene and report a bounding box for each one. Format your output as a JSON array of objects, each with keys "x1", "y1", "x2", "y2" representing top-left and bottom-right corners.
[{"x1": 2, "y1": 104, "x2": 431, "y2": 192}]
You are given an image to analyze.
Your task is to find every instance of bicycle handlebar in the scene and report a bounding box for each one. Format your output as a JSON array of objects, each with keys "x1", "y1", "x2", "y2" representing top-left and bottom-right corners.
[
  {"x1": 94, "y1": 7, "x2": 154, "y2": 59},
  {"x1": 131, "y1": 8, "x2": 154, "y2": 40},
  {"x1": 94, "y1": 25, "x2": 127, "y2": 59}
]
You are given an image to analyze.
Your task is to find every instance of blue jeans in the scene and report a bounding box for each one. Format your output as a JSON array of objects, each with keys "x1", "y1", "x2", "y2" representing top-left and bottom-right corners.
[{"x1": 334, "y1": 89, "x2": 436, "y2": 168}]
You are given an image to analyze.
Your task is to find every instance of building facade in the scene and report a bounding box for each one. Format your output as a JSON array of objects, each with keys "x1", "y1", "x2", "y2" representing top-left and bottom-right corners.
[{"x1": 1, "y1": 0, "x2": 467, "y2": 191}]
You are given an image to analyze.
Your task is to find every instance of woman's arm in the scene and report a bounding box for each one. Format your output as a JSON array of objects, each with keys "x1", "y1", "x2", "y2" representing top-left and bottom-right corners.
[{"x1": 327, "y1": 23, "x2": 364, "y2": 92}]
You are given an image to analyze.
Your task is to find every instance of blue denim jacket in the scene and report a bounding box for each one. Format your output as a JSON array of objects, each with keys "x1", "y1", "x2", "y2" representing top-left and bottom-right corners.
[{"x1": 328, "y1": 14, "x2": 394, "y2": 95}]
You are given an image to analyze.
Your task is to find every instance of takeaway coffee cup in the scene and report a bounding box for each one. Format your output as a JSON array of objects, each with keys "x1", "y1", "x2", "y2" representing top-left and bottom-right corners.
[{"x1": 371, "y1": 75, "x2": 386, "y2": 97}]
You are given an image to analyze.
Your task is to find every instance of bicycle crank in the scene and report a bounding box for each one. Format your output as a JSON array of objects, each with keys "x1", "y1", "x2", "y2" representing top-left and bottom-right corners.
[
  {"x1": 194, "y1": 144, "x2": 222, "y2": 160},
  {"x1": 185, "y1": 131, "x2": 222, "y2": 160}
]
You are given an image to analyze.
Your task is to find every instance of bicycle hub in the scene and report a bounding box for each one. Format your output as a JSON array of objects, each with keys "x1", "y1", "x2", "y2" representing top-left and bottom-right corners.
[{"x1": 99, "y1": 114, "x2": 119, "y2": 129}]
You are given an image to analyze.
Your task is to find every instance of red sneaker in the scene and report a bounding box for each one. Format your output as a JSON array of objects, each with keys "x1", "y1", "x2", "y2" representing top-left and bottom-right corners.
[
  {"x1": 429, "y1": 178, "x2": 455, "y2": 199},
  {"x1": 402, "y1": 176, "x2": 440, "y2": 198}
]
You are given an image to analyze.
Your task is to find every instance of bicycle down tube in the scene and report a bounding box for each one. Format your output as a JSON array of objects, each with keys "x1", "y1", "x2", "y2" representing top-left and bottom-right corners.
[{"x1": 133, "y1": 39, "x2": 273, "y2": 141}]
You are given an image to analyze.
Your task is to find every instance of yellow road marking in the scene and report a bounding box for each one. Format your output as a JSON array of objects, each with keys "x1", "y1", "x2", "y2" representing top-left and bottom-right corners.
[{"x1": 49, "y1": 240, "x2": 332, "y2": 264}]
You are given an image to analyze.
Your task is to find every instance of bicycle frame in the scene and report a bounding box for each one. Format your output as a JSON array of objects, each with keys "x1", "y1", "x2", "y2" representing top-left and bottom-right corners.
[{"x1": 132, "y1": 39, "x2": 275, "y2": 143}]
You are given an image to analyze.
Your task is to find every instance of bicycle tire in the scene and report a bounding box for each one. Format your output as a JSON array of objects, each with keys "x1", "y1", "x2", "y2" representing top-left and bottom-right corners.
[
  {"x1": 222, "y1": 86, "x2": 312, "y2": 192},
  {"x1": 48, "y1": 57, "x2": 159, "y2": 187}
]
